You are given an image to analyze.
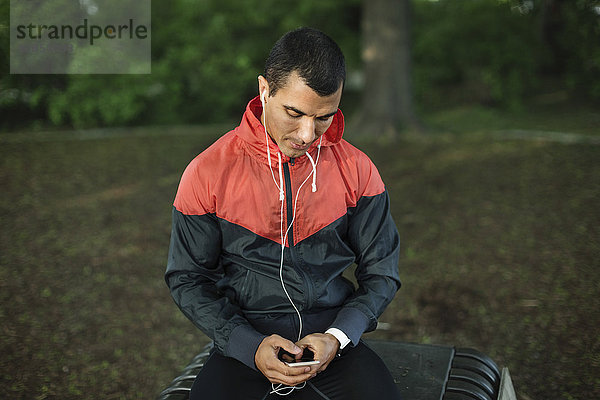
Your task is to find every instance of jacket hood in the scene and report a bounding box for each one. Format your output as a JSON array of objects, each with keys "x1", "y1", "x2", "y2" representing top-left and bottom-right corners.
[{"x1": 235, "y1": 96, "x2": 345, "y2": 165}]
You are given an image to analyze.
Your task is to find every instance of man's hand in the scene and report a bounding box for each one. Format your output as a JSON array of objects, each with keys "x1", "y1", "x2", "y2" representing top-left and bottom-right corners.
[
  {"x1": 295, "y1": 333, "x2": 340, "y2": 374},
  {"x1": 255, "y1": 334, "x2": 317, "y2": 386}
]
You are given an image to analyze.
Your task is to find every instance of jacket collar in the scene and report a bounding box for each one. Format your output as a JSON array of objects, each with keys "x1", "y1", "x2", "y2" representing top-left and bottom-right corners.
[{"x1": 236, "y1": 96, "x2": 344, "y2": 165}]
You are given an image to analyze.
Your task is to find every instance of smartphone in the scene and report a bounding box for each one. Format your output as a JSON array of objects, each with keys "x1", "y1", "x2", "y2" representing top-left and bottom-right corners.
[{"x1": 284, "y1": 360, "x2": 321, "y2": 367}]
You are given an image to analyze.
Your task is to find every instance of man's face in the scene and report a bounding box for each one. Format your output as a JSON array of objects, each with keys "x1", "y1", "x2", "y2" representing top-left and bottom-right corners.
[{"x1": 259, "y1": 72, "x2": 343, "y2": 159}]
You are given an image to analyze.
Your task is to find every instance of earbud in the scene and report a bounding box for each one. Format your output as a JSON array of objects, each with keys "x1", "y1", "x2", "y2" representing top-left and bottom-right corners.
[{"x1": 260, "y1": 90, "x2": 267, "y2": 105}]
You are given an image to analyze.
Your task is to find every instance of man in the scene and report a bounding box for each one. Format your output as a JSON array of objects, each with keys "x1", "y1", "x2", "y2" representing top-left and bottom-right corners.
[{"x1": 166, "y1": 27, "x2": 401, "y2": 399}]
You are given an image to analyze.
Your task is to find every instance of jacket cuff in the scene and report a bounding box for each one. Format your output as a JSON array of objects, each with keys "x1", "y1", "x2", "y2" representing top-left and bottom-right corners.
[
  {"x1": 329, "y1": 307, "x2": 371, "y2": 346},
  {"x1": 325, "y1": 327, "x2": 351, "y2": 349},
  {"x1": 224, "y1": 324, "x2": 268, "y2": 371}
]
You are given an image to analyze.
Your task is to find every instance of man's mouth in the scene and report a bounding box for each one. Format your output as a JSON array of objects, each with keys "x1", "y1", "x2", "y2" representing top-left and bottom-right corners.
[{"x1": 289, "y1": 142, "x2": 309, "y2": 151}]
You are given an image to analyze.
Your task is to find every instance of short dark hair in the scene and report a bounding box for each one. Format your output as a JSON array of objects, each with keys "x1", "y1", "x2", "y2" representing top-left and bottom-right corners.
[{"x1": 264, "y1": 27, "x2": 346, "y2": 97}]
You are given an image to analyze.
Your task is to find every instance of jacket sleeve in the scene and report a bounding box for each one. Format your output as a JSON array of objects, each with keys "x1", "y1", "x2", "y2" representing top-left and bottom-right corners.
[
  {"x1": 165, "y1": 208, "x2": 267, "y2": 371},
  {"x1": 329, "y1": 189, "x2": 401, "y2": 346}
]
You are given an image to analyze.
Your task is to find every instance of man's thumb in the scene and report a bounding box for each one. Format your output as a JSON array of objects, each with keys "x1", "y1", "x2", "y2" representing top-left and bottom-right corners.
[{"x1": 272, "y1": 335, "x2": 301, "y2": 354}]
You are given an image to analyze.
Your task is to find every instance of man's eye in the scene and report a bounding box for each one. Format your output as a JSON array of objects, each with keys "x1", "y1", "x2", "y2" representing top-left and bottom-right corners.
[
  {"x1": 318, "y1": 116, "x2": 332, "y2": 122},
  {"x1": 288, "y1": 113, "x2": 301, "y2": 119}
]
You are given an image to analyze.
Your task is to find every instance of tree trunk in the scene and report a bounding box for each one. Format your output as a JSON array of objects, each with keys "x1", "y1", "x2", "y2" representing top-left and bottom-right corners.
[
  {"x1": 539, "y1": 0, "x2": 567, "y2": 74},
  {"x1": 352, "y1": 0, "x2": 420, "y2": 138}
]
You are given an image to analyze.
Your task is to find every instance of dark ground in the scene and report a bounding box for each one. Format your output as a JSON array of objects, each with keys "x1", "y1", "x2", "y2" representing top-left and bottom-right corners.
[{"x1": 0, "y1": 104, "x2": 598, "y2": 399}]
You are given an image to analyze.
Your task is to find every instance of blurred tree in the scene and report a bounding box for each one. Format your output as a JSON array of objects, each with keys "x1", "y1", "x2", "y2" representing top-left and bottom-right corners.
[
  {"x1": 538, "y1": 0, "x2": 600, "y2": 99},
  {"x1": 539, "y1": 0, "x2": 566, "y2": 74},
  {"x1": 1, "y1": 0, "x2": 598, "y2": 131},
  {"x1": 3, "y1": 0, "x2": 361, "y2": 130},
  {"x1": 412, "y1": 0, "x2": 540, "y2": 110},
  {"x1": 351, "y1": 0, "x2": 420, "y2": 138},
  {"x1": 0, "y1": 0, "x2": 69, "y2": 131}
]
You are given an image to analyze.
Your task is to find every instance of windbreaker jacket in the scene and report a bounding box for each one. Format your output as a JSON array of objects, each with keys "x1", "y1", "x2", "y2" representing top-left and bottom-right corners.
[{"x1": 166, "y1": 96, "x2": 400, "y2": 370}]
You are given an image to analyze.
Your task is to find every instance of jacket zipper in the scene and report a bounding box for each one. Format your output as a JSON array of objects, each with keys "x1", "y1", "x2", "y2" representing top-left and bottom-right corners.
[{"x1": 282, "y1": 159, "x2": 314, "y2": 310}]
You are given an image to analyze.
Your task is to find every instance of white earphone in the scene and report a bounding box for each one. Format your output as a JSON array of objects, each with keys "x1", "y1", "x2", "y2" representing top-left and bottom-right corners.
[
  {"x1": 260, "y1": 90, "x2": 267, "y2": 105},
  {"x1": 259, "y1": 85, "x2": 311, "y2": 396}
]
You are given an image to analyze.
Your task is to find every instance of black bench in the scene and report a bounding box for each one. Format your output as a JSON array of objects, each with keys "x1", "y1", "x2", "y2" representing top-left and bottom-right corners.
[{"x1": 157, "y1": 340, "x2": 516, "y2": 400}]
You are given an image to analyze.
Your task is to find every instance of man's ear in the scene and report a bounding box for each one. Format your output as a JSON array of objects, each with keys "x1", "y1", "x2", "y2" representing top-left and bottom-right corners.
[{"x1": 258, "y1": 75, "x2": 269, "y2": 101}]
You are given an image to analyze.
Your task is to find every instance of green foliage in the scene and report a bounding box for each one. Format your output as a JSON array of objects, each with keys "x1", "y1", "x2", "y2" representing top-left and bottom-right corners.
[
  {"x1": 143, "y1": 0, "x2": 361, "y2": 125},
  {"x1": 1, "y1": 0, "x2": 599, "y2": 130},
  {"x1": 555, "y1": 0, "x2": 600, "y2": 99},
  {"x1": 413, "y1": 0, "x2": 540, "y2": 110},
  {"x1": 1, "y1": 0, "x2": 360, "y2": 129},
  {"x1": 47, "y1": 76, "x2": 151, "y2": 126}
]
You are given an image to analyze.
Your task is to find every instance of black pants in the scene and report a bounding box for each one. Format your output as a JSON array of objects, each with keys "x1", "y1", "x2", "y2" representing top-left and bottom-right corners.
[{"x1": 189, "y1": 342, "x2": 401, "y2": 400}]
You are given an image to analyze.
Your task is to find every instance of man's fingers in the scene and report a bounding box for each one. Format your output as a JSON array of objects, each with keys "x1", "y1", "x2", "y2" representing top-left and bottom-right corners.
[
  {"x1": 279, "y1": 363, "x2": 312, "y2": 377},
  {"x1": 264, "y1": 356, "x2": 311, "y2": 374},
  {"x1": 256, "y1": 335, "x2": 315, "y2": 387},
  {"x1": 295, "y1": 333, "x2": 339, "y2": 369},
  {"x1": 264, "y1": 334, "x2": 302, "y2": 355},
  {"x1": 268, "y1": 368, "x2": 313, "y2": 386},
  {"x1": 275, "y1": 339, "x2": 302, "y2": 356},
  {"x1": 294, "y1": 337, "x2": 313, "y2": 351}
]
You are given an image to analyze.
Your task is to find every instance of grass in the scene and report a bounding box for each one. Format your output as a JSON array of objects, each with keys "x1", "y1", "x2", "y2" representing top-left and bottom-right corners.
[{"x1": 1, "y1": 105, "x2": 598, "y2": 399}]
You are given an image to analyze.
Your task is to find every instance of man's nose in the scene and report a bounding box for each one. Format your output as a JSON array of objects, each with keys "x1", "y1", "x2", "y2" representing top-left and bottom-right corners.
[{"x1": 298, "y1": 118, "x2": 316, "y2": 144}]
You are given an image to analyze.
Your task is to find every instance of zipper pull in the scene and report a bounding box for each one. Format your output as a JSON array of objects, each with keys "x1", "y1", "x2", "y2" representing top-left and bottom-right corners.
[{"x1": 290, "y1": 158, "x2": 295, "y2": 166}]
